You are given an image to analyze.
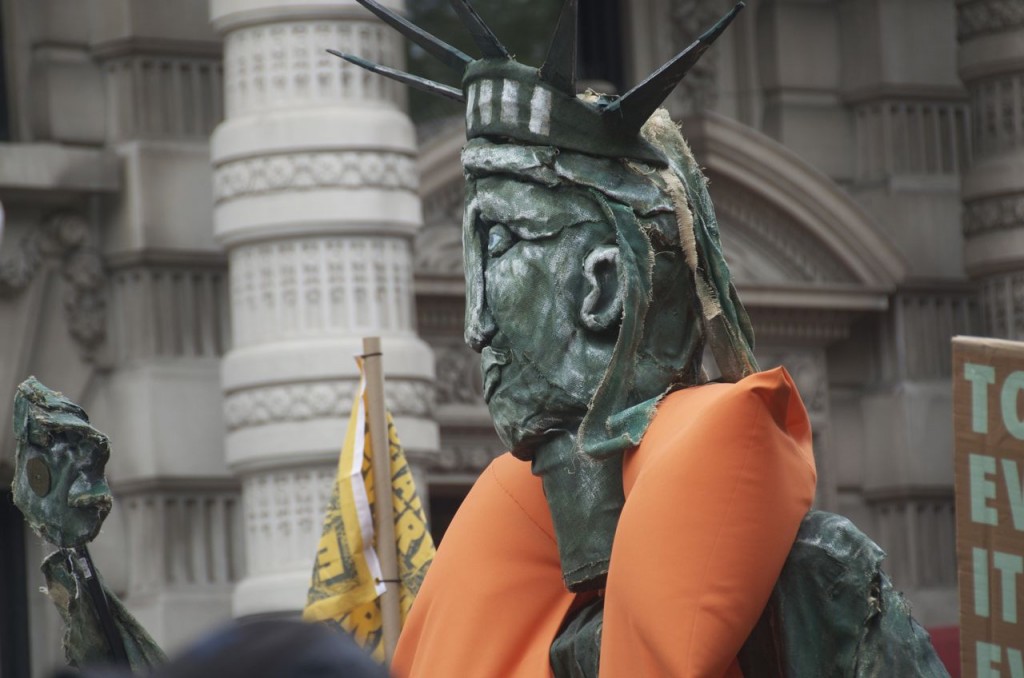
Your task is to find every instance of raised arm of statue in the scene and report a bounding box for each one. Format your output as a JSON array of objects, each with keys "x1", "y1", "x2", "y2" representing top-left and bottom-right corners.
[{"x1": 11, "y1": 376, "x2": 165, "y2": 671}]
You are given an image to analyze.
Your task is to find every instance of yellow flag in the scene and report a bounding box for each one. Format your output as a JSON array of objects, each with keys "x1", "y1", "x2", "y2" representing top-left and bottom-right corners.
[{"x1": 303, "y1": 360, "x2": 435, "y2": 661}]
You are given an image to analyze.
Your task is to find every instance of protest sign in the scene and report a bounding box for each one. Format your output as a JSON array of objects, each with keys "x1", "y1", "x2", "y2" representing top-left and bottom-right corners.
[{"x1": 954, "y1": 336, "x2": 1024, "y2": 678}]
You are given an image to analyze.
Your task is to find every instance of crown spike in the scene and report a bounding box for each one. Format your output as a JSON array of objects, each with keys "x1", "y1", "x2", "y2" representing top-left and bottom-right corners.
[
  {"x1": 327, "y1": 50, "x2": 466, "y2": 103},
  {"x1": 353, "y1": 0, "x2": 471, "y2": 73},
  {"x1": 448, "y1": 0, "x2": 511, "y2": 60},
  {"x1": 605, "y1": 2, "x2": 744, "y2": 133},
  {"x1": 538, "y1": 0, "x2": 578, "y2": 96}
]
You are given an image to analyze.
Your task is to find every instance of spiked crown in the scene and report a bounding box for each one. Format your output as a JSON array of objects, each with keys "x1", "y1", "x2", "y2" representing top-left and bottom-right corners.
[{"x1": 330, "y1": 0, "x2": 744, "y2": 164}]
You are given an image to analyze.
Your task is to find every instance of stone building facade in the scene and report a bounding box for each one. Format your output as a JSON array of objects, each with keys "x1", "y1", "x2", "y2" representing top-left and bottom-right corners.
[{"x1": 0, "y1": 0, "x2": 1018, "y2": 675}]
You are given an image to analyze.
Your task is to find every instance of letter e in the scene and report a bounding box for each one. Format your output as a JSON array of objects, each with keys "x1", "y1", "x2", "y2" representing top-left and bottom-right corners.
[
  {"x1": 972, "y1": 454, "x2": 999, "y2": 525},
  {"x1": 978, "y1": 641, "x2": 1002, "y2": 678},
  {"x1": 1003, "y1": 459, "x2": 1024, "y2": 530}
]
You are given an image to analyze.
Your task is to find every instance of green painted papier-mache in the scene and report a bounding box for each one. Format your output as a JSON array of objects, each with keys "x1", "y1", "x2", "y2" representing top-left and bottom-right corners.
[
  {"x1": 12, "y1": 377, "x2": 165, "y2": 671},
  {"x1": 553, "y1": 512, "x2": 951, "y2": 677},
  {"x1": 337, "y1": 1, "x2": 948, "y2": 675}
]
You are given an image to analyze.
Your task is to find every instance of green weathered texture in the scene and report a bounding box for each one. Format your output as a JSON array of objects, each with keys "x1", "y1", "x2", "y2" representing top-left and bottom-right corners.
[
  {"x1": 11, "y1": 377, "x2": 166, "y2": 671},
  {"x1": 738, "y1": 512, "x2": 949, "y2": 678},
  {"x1": 550, "y1": 512, "x2": 951, "y2": 678},
  {"x1": 41, "y1": 551, "x2": 166, "y2": 670},
  {"x1": 344, "y1": 3, "x2": 946, "y2": 675},
  {"x1": 463, "y1": 115, "x2": 753, "y2": 590},
  {"x1": 12, "y1": 377, "x2": 112, "y2": 549}
]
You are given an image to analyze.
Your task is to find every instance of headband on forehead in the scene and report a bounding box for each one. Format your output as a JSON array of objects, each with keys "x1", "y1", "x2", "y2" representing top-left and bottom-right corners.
[{"x1": 330, "y1": 0, "x2": 744, "y2": 163}]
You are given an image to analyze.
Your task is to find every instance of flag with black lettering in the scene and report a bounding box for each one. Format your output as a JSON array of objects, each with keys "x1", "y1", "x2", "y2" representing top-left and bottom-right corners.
[{"x1": 303, "y1": 360, "x2": 435, "y2": 661}]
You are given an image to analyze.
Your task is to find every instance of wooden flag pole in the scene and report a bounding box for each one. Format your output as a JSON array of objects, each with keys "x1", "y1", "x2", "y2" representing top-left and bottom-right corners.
[{"x1": 362, "y1": 336, "x2": 402, "y2": 664}]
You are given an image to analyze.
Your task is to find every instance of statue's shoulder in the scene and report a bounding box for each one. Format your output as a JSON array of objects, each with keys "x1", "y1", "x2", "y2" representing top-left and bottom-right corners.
[{"x1": 739, "y1": 510, "x2": 950, "y2": 678}]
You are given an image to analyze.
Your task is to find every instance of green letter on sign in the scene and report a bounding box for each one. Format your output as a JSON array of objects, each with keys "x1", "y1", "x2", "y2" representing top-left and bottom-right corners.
[
  {"x1": 971, "y1": 454, "x2": 999, "y2": 526},
  {"x1": 966, "y1": 363, "x2": 995, "y2": 434},
  {"x1": 1004, "y1": 371, "x2": 1024, "y2": 440},
  {"x1": 994, "y1": 551, "x2": 1024, "y2": 623},
  {"x1": 978, "y1": 641, "x2": 1001, "y2": 678}
]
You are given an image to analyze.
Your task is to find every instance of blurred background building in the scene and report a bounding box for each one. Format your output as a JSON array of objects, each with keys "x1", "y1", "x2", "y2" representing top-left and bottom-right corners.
[{"x1": 0, "y1": 0, "x2": 1018, "y2": 674}]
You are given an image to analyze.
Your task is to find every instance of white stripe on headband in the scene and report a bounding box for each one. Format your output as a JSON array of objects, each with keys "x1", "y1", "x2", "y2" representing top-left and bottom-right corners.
[
  {"x1": 529, "y1": 87, "x2": 552, "y2": 136},
  {"x1": 466, "y1": 82, "x2": 479, "y2": 129},
  {"x1": 500, "y1": 79, "x2": 519, "y2": 124}
]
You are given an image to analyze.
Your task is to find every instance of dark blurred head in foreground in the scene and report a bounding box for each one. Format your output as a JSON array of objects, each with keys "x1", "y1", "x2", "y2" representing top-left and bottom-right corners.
[{"x1": 57, "y1": 620, "x2": 389, "y2": 678}]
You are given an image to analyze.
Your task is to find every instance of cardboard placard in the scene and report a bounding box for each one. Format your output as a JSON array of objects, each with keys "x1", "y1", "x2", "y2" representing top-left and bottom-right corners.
[{"x1": 954, "y1": 336, "x2": 1024, "y2": 678}]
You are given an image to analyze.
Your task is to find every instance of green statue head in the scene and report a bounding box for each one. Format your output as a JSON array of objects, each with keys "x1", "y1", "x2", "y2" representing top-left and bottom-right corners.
[
  {"x1": 335, "y1": 1, "x2": 755, "y2": 460},
  {"x1": 336, "y1": 0, "x2": 756, "y2": 588},
  {"x1": 11, "y1": 377, "x2": 112, "y2": 549}
]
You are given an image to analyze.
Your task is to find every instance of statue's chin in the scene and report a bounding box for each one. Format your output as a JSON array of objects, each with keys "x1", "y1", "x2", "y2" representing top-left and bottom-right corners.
[
  {"x1": 44, "y1": 505, "x2": 109, "y2": 549},
  {"x1": 488, "y1": 397, "x2": 583, "y2": 461}
]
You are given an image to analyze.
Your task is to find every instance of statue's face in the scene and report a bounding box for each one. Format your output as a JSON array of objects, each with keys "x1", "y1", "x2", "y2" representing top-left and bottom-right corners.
[
  {"x1": 14, "y1": 424, "x2": 112, "y2": 549},
  {"x1": 464, "y1": 176, "x2": 622, "y2": 454}
]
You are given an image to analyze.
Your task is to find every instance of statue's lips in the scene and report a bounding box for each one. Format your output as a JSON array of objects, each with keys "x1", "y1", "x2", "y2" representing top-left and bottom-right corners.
[{"x1": 480, "y1": 347, "x2": 510, "y2": 402}]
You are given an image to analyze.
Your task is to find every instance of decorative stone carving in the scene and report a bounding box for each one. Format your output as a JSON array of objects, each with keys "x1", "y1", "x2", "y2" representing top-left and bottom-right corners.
[
  {"x1": 434, "y1": 343, "x2": 484, "y2": 406},
  {"x1": 0, "y1": 213, "x2": 107, "y2": 360},
  {"x1": 853, "y1": 99, "x2": 970, "y2": 181},
  {"x1": 957, "y1": 0, "x2": 1024, "y2": 40},
  {"x1": 894, "y1": 291, "x2": 979, "y2": 379},
  {"x1": 964, "y1": 193, "x2": 1024, "y2": 237},
  {"x1": 223, "y1": 21, "x2": 404, "y2": 117},
  {"x1": 414, "y1": 224, "x2": 464, "y2": 278},
  {"x1": 421, "y1": 439, "x2": 503, "y2": 474},
  {"x1": 241, "y1": 466, "x2": 336, "y2": 575},
  {"x1": 747, "y1": 308, "x2": 854, "y2": 345},
  {"x1": 710, "y1": 176, "x2": 858, "y2": 284},
  {"x1": 230, "y1": 236, "x2": 414, "y2": 346},
  {"x1": 213, "y1": 151, "x2": 418, "y2": 202},
  {"x1": 868, "y1": 492, "x2": 956, "y2": 589},
  {"x1": 668, "y1": 0, "x2": 724, "y2": 113},
  {"x1": 121, "y1": 486, "x2": 242, "y2": 595},
  {"x1": 969, "y1": 73, "x2": 1024, "y2": 159},
  {"x1": 980, "y1": 272, "x2": 1024, "y2": 339},
  {"x1": 224, "y1": 379, "x2": 435, "y2": 430},
  {"x1": 103, "y1": 56, "x2": 224, "y2": 140},
  {"x1": 420, "y1": 177, "x2": 465, "y2": 229},
  {"x1": 108, "y1": 264, "x2": 229, "y2": 362}
]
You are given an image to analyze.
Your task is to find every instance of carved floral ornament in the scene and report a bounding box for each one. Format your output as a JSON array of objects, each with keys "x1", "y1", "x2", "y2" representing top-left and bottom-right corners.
[
  {"x1": 669, "y1": 0, "x2": 726, "y2": 111},
  {"x1": 964, "y1": 193, "x2": 1024, "y2": 237},
  {"x1": 223, "y1": 379, "x2": 435, "y2": 431},
  {"x1": 213, "y1": 151, "x2": 418, "y2": 203},
  {"x1": 957, "y1": 0, "x2": 1024, "y2": 40},
  {"x1": 0, "y1": 212, "x2": 107, "y2": 361}
]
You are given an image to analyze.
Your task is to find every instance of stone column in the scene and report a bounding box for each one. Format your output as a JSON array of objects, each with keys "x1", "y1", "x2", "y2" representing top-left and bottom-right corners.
[
  {"x1": 958, "y1": 1, "x2": 1024, "y2": 337},
  {"x1": 209, "y1": 0, "x2": 438, "y2": 617}
]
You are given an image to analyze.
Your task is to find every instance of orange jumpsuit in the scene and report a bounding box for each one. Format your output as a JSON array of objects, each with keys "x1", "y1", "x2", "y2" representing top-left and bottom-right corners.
[{"x1": 394, "y1": 367, "x2": 816, "y2": 677}]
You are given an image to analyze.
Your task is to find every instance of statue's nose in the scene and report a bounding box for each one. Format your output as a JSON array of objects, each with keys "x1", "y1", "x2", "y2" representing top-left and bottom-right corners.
[
  {"x1": 465, "y1": 302, "x2": 497, "y2": 352},
  {"x1": 462, "y1": 209, "x2": 497, "y2": 351},
  {"x1": 69, "y1": 475, "x2": 111, "y2": 508}
]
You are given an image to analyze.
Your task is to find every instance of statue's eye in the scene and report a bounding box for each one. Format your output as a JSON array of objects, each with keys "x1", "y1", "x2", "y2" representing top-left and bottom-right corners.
[{"x1": 487, "y1": 224, "x2": 514, "y2": 257}]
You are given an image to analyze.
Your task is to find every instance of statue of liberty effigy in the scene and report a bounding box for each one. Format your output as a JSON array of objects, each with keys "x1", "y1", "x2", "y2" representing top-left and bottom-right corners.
[{"x1": 333, "y1": 1, "x2": 950, "y2": 676}]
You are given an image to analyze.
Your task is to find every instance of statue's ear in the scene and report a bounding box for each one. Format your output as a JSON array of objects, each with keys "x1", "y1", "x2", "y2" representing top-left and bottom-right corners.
[{"x1": 580, "y1": 245, "x2": 623, "y2": 332}]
